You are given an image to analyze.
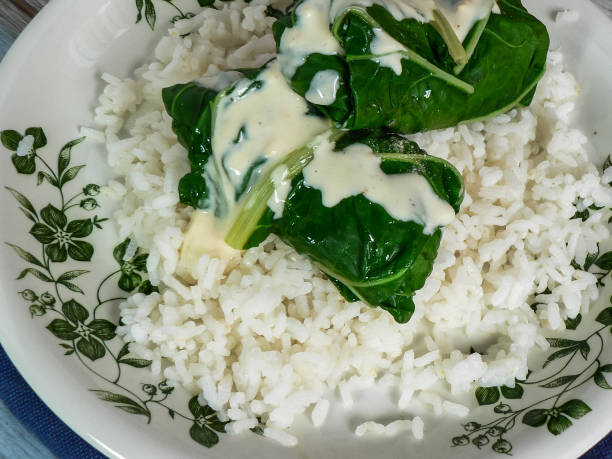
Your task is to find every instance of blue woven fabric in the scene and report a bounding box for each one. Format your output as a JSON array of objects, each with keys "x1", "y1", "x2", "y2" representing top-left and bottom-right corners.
[
  {"x1": 583, "y1": 433, "x2": 612, "y2": 459},
  {"x1": 0, "y1": 343, "x2": 609, "y2": 458},
  {"x1": 0, "y1": 344, "x2": 105, "y2": 459}
]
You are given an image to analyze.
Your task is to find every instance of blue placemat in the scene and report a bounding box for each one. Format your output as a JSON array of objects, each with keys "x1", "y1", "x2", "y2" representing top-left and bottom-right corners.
[
  {"x1": 0, "y1": 344, "x2": 105, "y2": 459},
  {"x1": 0, "y1": 343, "x2": 610, "y2": 458}
]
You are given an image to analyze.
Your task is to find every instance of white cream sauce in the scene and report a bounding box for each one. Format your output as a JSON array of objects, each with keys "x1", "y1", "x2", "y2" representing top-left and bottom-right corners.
[
  {"x1": 212, "y1": 61, "x2": 330, "y2": 197},
  {"x1": 266, "y1": 166, "x2": 292, "y2": 218},
  {"x1": 329, "y1": 0, "x2": 433, "y2": 23},
  {"x1": 436, "y1": 0, "x2": 494, "y2": 42},
  {"x1": 302, "y1": 136, "x2": 456, "y2": 233},
  {"x1": 278, "y1": 0, "x2": 343, "y2": 79},
  {"x1": 183, "y1": 0, "x2": 486, "y2": 257},
  {"x1": 305, "y1": 70, "x2": 341, "y2": 105},
  {"x1": 180, "y1": 210, "x2": 239, "y2": 265},
  {"x1": 277, "y1": 0, "x2": 494, "y2": 82},
  {"x1": 369, "y1": 27, "x2": 407, "y2": 75}
]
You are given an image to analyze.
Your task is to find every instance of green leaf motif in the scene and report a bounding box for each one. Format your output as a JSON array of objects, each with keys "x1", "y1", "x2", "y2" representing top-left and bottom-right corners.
[
  {"x1": 572, "y1": 208, "x2": 590, "y2": 222},
  {"x1": 57, "y1": 270, "x2": 90, "y2": 282},
  {"x1": 37, "y1": 171, "x2": 57, "y2": 187},
  {"x1": 66, "y1": 219, "x2": 93, "y2": 238},
  {"x1": 67, "y1": 241, "x2": 94, "y2": 262},
  {"x1": 62, "y1": 299, "x2": 89, "y2": 324},
  {"x1": 88, "y1": 319, "x2": 117, "y2": 341},
  {"x1": 189, "y1": 396, "x2": 204, "y2": 417},
  {"x1": 547, "y1": 414, "x2": 572, "y2": 436},
  {"x1": 29, "y1": 223, "x2": 55, "y2": 244},
  {"x1": 546, "y1": 338, "x2": 583, "y2": 348},
  {"x1": 11, "y1": 154, "x2": 36, "y2": 175},
  {"x1": 500, "y1": 384, "x2": 523, "y2": 399},
  {"x1": 559, "y1": 399, "x2": 591, "y2": 419},
  {"x1": 41, "y1": 204, "x2": 67, "y2": 229},
  {"x1": 113, "y1": 238, "x2": 131, "y2": 262},
  {"x1": 57, "y1": 136, "x2": 85, "y2": 176},
  {"x1": 58, "y1": 280, "x2": 84, "y2": 294},
  {"x1": 59, "y1": 343, "x2": 74, "y2": 355},
  {"x1": 475, "y1": 386, "x2": 500, "y2": 405},
  {"x1": 119, "y1": 358, "x2": 152, "y2": 368},
  {"x1": 600, "y1": 364, "x2": 612, "y2": 372},
  {"x1": 595, "y1": 307, "x2": 612, "y2": 326},
  {"x1": 190, "y1": 424, "x2": 219, "y2": 448},
  {"x1": 564, "y1": 314, "x2": 582, "y2": 330},
  {"x1": 579, "y1": 342, "x2": 590, "y2": 360},
  {"x1": 584, "y1": 250, "x2": 599, "y2": 271},
  {"x1": 116, "y1": 405, "x2": 151, "y2": 418},
  {"x1": 91, "y1": 390, "x2": 150, "y2": 421},
  {"x1": 25, "y1": 127, "x2": 47, "y2": 149},
  {"x1": 594, "y1": 251, "x2": 612, "y2": 270},
  {"x1": 5, "y1": 187, "x2": 37, "y2": 218},
  {"x1": 117, "y1": 342, "x2": 130, "y2": 360},
  {"x1": 119, "y1": 272, "x2": 143, "y2": 292},
  {"x1": 144, "y1": 0, "x2": 156, "y2": 30},
  {"x1": 76, "y1": 337, "x2": 106, "y2": 361},
  {"x1": 188, "y1": 396, "x2": 227, "y2": 433},
  {"x1": 132, "y1": 253, "x2": 148, "y2": 270},
  {"x1": 539, "y1": 374, "x2": 578, "y2": 389},
  {"x1": 61, "y1": 165, "x2": 85, "y2": 186},
  {"x1": 205, "y1": 417, "x2": 228, "y2": 434},
  {"x1": 92, "y1": 390, "x2": 143, "y2": 406},
  {"x1": 18, "y1": 207, "x2": 37, "y2": 223},
  {"x1": 46, "y1": 319, "x2": 79, "y2": 340},
  {"x1": 542, "y1": 346, "x2": 578, "y2": 368},
  {"x1": 522, "y1": 409, "x2": 548, "y2": 427},
  {"x1": 594, "y1": 371, "x2": 612, "y2": 389},
  {"x1": 135, "y1": 0, "x2": 144, "y2": 22},
  {"x1": 5, "y1": 243, "x2": 44, "y2": 268},
  {"x1": 1, "y1": 130, "x2": 22, "y2": 151},
  {"x1": 138, "y1": 280, "x2": 158, "y2": 294},
  {"x1": 46, "y1": 243, "x2": 68, "y2": 263},
  {"x1": 17, "y1": 268, "x2": 53, "y2": 282}
]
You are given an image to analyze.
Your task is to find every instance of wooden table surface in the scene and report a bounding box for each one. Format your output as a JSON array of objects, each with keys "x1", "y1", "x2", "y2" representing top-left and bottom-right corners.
[{"x1": 0, "y1": 0, "x2": 611, "y2": 458}]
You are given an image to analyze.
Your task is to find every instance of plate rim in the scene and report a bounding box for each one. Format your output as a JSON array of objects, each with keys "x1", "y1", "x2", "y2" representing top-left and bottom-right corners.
[{"x1": 0, "y1": 1, "x2": 611, "y2": 458}]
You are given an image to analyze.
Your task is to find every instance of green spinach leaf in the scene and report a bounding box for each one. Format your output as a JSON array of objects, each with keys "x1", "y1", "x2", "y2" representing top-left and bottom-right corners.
[
  {"x1": 223, "y1": 131, "x2": 463, "y2": 323},
  {"x1": 276, "y1": 0, "x2": 549, "y2": 132}
]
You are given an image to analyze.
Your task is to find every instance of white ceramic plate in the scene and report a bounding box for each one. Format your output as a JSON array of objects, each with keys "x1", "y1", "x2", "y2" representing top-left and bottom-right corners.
[{"x1": 0, "y1": 1, "x2": 611, "y2": 457}]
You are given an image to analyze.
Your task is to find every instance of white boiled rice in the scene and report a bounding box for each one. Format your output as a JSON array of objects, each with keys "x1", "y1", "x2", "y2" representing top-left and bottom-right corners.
[
  {"x1": 93, "y1": 0, "x2": 612, "y2": 446},
  {"x1": 355, "y1": 420, "x2": 413, "y2": 437}
]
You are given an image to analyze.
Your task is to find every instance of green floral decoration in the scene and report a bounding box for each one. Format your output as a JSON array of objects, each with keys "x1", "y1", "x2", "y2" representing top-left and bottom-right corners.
[
  {"x1": 113, "y1": 238, "x2": 150, "y2": 292},
  {"x1": 47, "y1": 299, "x2": 116, "y2": 361},
  {"x1": 30, "y1": 204, "x2": 94, "y2": 262},
  {"x1": 188, "y1": 396, "x2": 228, "y2": 447},
  {"x1": 452, "y1": 307, "x2": 612, "y2": 455},
  {"x1": 134, "y1": 0, "x2": 216, "y2": 30},
  {"x1": 3, "y1": 126, "x2": 228, "y2": 450}
]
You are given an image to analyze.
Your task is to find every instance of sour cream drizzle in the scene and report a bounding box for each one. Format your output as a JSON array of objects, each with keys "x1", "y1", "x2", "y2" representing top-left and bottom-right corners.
[
  {"x1": 302, "y1": 136, "x2": 456, "y2": 233},
  {"x1": 183, "y1": 0, "x2": 487, "y2": 259},
  {"x1": 212, "y1": 61, "x2": 330, "y2": 204},
  {"x1": 279, "y1": 0, "x2": 495, "y2": 80},
  {"x1": 305, "y1": 70, "x2": 341, "y2": 105},
  {"x1": 370, "y1": 28, "x2": 407, "y2": 75},
  {"x1": 278, "y1": 0, "x2": 342, "y2": 79}
]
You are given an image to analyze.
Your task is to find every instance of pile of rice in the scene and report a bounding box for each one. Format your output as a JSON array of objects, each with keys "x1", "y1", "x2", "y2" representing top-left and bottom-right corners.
[{"x1": 94, "y1": 0, "x2": 612, "y2": 445}]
